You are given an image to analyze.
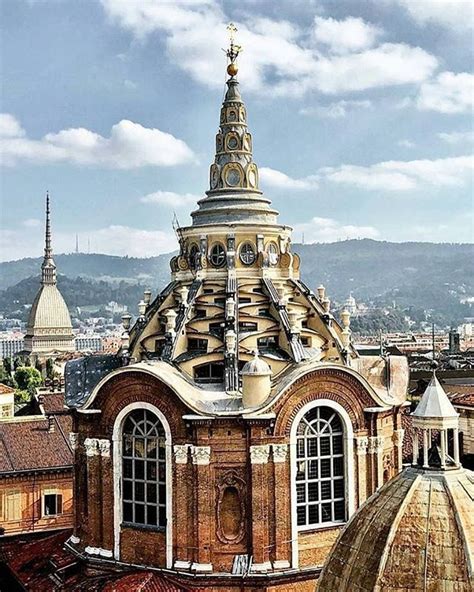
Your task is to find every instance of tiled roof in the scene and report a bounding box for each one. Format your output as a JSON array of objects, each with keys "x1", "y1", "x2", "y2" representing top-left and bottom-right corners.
[
  {"x1": 0, "y1": 415, "x2": 72, "y2": 474},
  {"x1": 103, "y1": 572, "x2": 185, "y2": 592},
  {"x1": 0, "y1": 383, "x2": 15, "y2": 394}
]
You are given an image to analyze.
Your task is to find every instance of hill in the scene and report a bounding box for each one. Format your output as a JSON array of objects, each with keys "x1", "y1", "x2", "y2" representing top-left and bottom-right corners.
[{"x1": 1, "y1": 240, "x2": 472, "y2": 327}]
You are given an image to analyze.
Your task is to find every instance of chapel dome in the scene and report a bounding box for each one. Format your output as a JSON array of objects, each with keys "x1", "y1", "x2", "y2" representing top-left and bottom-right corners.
[
  {"x1": 318, "y1": 465, "x2": 474, "y2": 592},
  {"x1": 27, "y1": 284, "x2": 73, "y2": 330}
]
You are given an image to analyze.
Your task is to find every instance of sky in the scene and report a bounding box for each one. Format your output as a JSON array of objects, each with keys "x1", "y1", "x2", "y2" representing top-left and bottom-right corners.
[{"x1": 0, "y1": 0, "x2": 473, "y2": 262}]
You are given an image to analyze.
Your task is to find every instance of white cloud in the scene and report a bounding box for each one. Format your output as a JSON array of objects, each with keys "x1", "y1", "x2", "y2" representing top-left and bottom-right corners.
[
  {"x1": 0, "y1": 114, "x2": 195, "y2": 168},
  {"x1": 123, "y1": 79, "x2": 137, "y2": 90},
  {"x1": 140, "y1": 190, "x2": 201, "y2": 208},
  {"x1": 300, "y1": 99, "x2": 372, "y2": 119},
  {"x1": 22, "y1": 218, "x2": 41, "y2": 227},
  {"x1": 293, "y1": 216, "x2": 380, "y2": 243},
  {"x1": 0, "y1": 224, "x2": 178, "y2": 262},
  {"x1": 323, "y1": 155, "x2": 473, "y2": 191},
  {"x1": 392, "y1": 0, "x2": 473, "y2": 32},
  {"x1": 312, "y1": 16, "x2": 382, "y2": 54},
  {"x1": 397, "y1": 139, "x2": 415, "y2": 148},
  {"x1": 417, "y1": 72, "x2": 474, "y2": 114},
  {"x1": 0, "y1": 113, "x2": 25, "y2": 138},
  {"x1": 101, "y1": 1, "x2": 438, "y2": 97},
  {"x1": 260, "y1": 167, "x2": 319, "y2": 190},
  {"x1": 437, "y1": 131, "x2": 474, "y2": 144}
]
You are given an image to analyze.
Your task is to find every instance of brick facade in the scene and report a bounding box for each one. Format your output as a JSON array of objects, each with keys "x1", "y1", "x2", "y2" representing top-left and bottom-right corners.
[{"x1": 71, "y1": 367, "x2": 404, "y2": 590}]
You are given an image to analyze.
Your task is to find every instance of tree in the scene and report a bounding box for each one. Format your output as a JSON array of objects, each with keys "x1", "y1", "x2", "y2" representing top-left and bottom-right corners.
[
  {"x1": 0, "y1": 367, "x2": 16, "y2": 388},
  {"x1": 46, "y1": 358, "x2": 54, "y2": 380},
  {"x1": 14, "y1": 366, "x2": 42, "y2": 395},
  {"x1": 13, "y1": 357, "x2": 22, "y2": 371},
  {"x1": 3, "y1": 357, "x2": 12, "y2": 376}
]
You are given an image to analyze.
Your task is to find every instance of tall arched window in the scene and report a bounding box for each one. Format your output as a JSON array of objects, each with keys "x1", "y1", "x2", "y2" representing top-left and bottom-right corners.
[
  {"x1": 295, "y1": 406, "x2": 346, "y2": 528},
  {"x1": 122, "y1": 408, "x2": 167, "y2": 528}
]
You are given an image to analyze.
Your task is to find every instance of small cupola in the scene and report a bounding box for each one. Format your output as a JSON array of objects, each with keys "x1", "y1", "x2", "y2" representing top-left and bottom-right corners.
[
  {"x1": 411, "y1": 365, "x2": 460, "y2": 469},
  {"x1": 241, "y1": 350, "x2": 272, "y2": 408}
]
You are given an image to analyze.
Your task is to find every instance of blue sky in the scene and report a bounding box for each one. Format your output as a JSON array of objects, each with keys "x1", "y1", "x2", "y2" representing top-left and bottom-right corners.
[{"x1": 0, "y1": 0, "x2": 472, "y2": 261}]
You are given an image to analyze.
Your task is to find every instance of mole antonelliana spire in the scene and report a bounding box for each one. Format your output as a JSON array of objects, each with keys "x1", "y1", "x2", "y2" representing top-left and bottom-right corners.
[{"x1": 24, "y1": 192, "x2": 74, "y2": 356}]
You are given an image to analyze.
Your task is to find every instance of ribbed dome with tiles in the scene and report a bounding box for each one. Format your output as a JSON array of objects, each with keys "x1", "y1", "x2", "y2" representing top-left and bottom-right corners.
[{"x1": 24, "y1": 193, "x2": 74, "y2": 355}]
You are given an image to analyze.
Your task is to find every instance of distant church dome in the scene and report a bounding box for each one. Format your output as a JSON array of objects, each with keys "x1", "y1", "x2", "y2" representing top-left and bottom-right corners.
[
  {"x1": 318, "y1": 371, "x2": 474, "y2": 592},
  {"x1": 24, "y1": 193, "x2": 74, "y2": 355}
]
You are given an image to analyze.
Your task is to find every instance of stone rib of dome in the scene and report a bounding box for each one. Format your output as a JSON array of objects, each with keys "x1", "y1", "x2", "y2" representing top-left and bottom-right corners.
[
  {"x1": 318, "y1": 467, "x2": 474, "y2": 592},
  {"x1": 27, "y1": 284, "x2": 73, "y2": 331}
]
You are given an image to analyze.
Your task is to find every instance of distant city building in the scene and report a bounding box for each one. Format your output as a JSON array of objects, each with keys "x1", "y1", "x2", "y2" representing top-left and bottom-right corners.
[
  {"x1": 75, "y1": 334, "x2": 103, "y2": 352},
  {"x1": 344, "y1": 293, "x2": 357, "y2": 315},
  {"x1": 0, "y1": 384, "x2": 15, "y2": 419},
  {"x1": 105, "y1": 301, "x2": 128, "y2": 314},
  {"x1": 0, "y1": 333, "x2": 25, "y2": 359},
  {"x1": 0, "y1": 386, "x2": 73, "y2": 537},
  {"x1": 24, "y1": 194, "x2": 75, "y2": 356}
]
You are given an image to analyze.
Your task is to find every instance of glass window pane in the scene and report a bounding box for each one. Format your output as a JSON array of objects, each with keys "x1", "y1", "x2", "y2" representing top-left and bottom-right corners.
[
  {"x1": 334, "y1": 500, "x2": 345, "y2": 521},
  {"x1": 296, "y1": 483, "x2": 305, "y2": 503},
  {"x1": 123, "y1": 459, "x2": 132, "y2": 479},
  {"x1": 147, "y1": 461, "x2": 157, "y2": 481},
  {"x1": 308, "y1": 460, "x2": 318, "y2": 479},
  {"x1": 333, "y1": 435, "x2": 343, "y2": 454},
  {"x1": 307, "y1": 438, "x2": 318, "y2": 457},
  {"x1": 123, "y1": 502, "x2": 133, "y2": 522},
  {"x1": 159, "y1": 506, "x2": 166, "y2": 526},
  {"x1": 134, "y1": 438, "x2": 145, "y2": 458},
  {"x1": 159, "y1": 484, "x2": 166, "y2": 504},
  {"x1": 321, "y1": 481, "x2": 331, "y2": 500},
  {"x1": 135, "y1": 482, "x2": 145, "y2": 502},
  {"x1": 123, "y1": 479, "x2": 133, "y2": 500},
  {"x1": 147, "y1": 505, "x2": 157, "y2": 526},
  {"x1": 147, "y1": 483, "x2": 157, "y2": 503},
  {"x1": 296, "y1": 461, "x2": 305, "y2": 480},
  {"x1": 297, "y1": 438, "x2": 305, "y2": 457},
  {"x1": 135, "y1": 504, "x2": 145, "y2": 524},
  {"x1": 297, "y1": 506, "x2": 306, "y2": 526},
  {"x1": 135, "y1": 460, "x2": 144, "y2": 480},
  {"x1": 320, "y1": 459, "x2": 331, "y2": 478},
  {"x1": 334, "y1": 479, "x2": 344, "y2": 499},
  {"x1": 308, "y1": 482, "x2": 318, "y2": 502},
  {"x1": 321, "y1": 503, "x2": 332, "y2": 522},
  {"x1": 320, "y1": 437, "x2": 331, "y2": 456},
  {"x1": 333, "y1": 457, "x2": 343, "y2": 476},
  {"x1": 308, "y1": 504, "x2": 319, "y2": 524},
  {"x1": 146, "y1": 439, "x2": 157, "y2": 458}
]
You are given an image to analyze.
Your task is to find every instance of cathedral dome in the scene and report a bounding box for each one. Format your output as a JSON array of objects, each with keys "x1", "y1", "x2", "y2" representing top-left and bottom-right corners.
[
  {"x1": 27, "y1": 284, "x2": 72, "y2": 330},
  {"x1": 318, "y1": 466, "x2": 474, "y2": 591}
]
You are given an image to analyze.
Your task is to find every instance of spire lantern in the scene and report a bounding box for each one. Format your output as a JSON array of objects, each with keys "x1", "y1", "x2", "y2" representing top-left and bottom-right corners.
[{"x1": 411, "y1": 367, "x2": 460, "y2": 469}]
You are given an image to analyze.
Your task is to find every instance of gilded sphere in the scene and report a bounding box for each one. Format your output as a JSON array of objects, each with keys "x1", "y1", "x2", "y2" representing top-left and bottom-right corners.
[{"x1": 227, "y1": 62, "x2": 238, "y2": 77}]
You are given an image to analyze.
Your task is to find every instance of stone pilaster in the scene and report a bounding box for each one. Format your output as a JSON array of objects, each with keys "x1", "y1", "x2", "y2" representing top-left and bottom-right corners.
[
  {"x1": 354, "y1": 436, "x2": 369, "y2": 505},
  {"x1": 368, "y1": 436, "x2": 385, "y2": 490},
  {"x1": 272, "y1": 444, "x2": 290, "y2": 569},
  {"x1": 98, "y1": 438, "x2": 113, "y2": 557},
  {"x1": 250, "y1": 445, "x2": 271, "y2": 572},
  {"x1": 84, "y1": 438, "x2": 101, "y2": 553},
  {"x1": 392, "y1": 429, "x2": 404, "y2": 473},
  {"x1": 173, "y1": 445, "x2": 192, "y2": 570},
  {"x1": 191, "y1": 446, "x2": 212, "y2": 572}
]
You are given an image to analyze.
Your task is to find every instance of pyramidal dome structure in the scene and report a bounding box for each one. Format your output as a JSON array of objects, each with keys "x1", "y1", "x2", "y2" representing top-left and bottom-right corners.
[{"x1": 24, "y1": 193, "x2": 74, "y2": 355}]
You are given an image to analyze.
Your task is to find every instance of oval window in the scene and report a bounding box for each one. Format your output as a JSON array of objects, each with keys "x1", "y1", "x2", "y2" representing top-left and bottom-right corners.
[
  {"x1": 240, "y1": 243, "x2": 255, "y2": 265},
  {"x1": 226, "y1": 168, "x2": 241, "y2": 187},
  {"x1": 209, "y1": 243, "x2": 226, "y2": 268},
  {"x1": 220, "y1": 486, "x2": 241, "y2": 540},
  {"x1": 227, "y1": 135, "x2": 239, "y2": 150}
]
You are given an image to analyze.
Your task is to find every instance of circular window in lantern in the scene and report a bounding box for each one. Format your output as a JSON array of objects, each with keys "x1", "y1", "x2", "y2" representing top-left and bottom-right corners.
[
  {"x1": 267, "y1": 242, "x2": 279, "y2": 266},
  {"x1": 227, "y1": 109, "x2": 237, "y2": 122},
  {"x1": 239, "y1": 242, "x2": 256, "y2": 266},
  {"x1": 209, "y1": 243, "x2": 226, "y2": 268},
  {"x1": 226, "y1": 168, "x2": 241, "y2": 187},
  {"x1": 227, "y1": 134, "x2": 239, "y2": 150}
]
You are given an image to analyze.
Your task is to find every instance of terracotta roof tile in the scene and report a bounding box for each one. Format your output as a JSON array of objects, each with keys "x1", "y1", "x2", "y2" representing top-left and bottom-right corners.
[
  {"x1": 0, "y1": 415, "x2": 72, "y2": 474},
  {"x1": 0, "y1": 383, "x2": 15, "y2": 394},
  {"x1": 103, "y1": 572, "x2": 186, "y2": 592}
]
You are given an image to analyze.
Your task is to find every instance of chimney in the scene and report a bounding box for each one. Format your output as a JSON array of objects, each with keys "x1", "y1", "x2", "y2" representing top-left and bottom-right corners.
[{"x1": 47, "y1": 416, "x2": 55, "y2": 433}]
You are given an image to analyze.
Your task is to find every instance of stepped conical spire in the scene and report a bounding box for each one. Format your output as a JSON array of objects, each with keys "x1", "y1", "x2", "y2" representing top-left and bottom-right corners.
[
  {"x1": 191, "y1": 24, "x2": 278, "y2": 226},
  {"x1": 41, "y1": 191, "x2": 57, "y2": 285}
]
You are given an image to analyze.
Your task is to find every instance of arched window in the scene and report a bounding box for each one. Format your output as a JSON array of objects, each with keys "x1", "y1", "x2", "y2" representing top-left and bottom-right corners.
[
  {"x1": 295, "y1": 406, "x2": 346, "y2": 528},
  {"x1": 122, "y1": 409, "x2": 167, "y2": 528}
]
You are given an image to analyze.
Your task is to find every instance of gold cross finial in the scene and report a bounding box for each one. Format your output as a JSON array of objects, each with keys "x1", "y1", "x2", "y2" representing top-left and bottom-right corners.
[{"x1": 226, "y1": 22, "x2": 242, "y2": 77}]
